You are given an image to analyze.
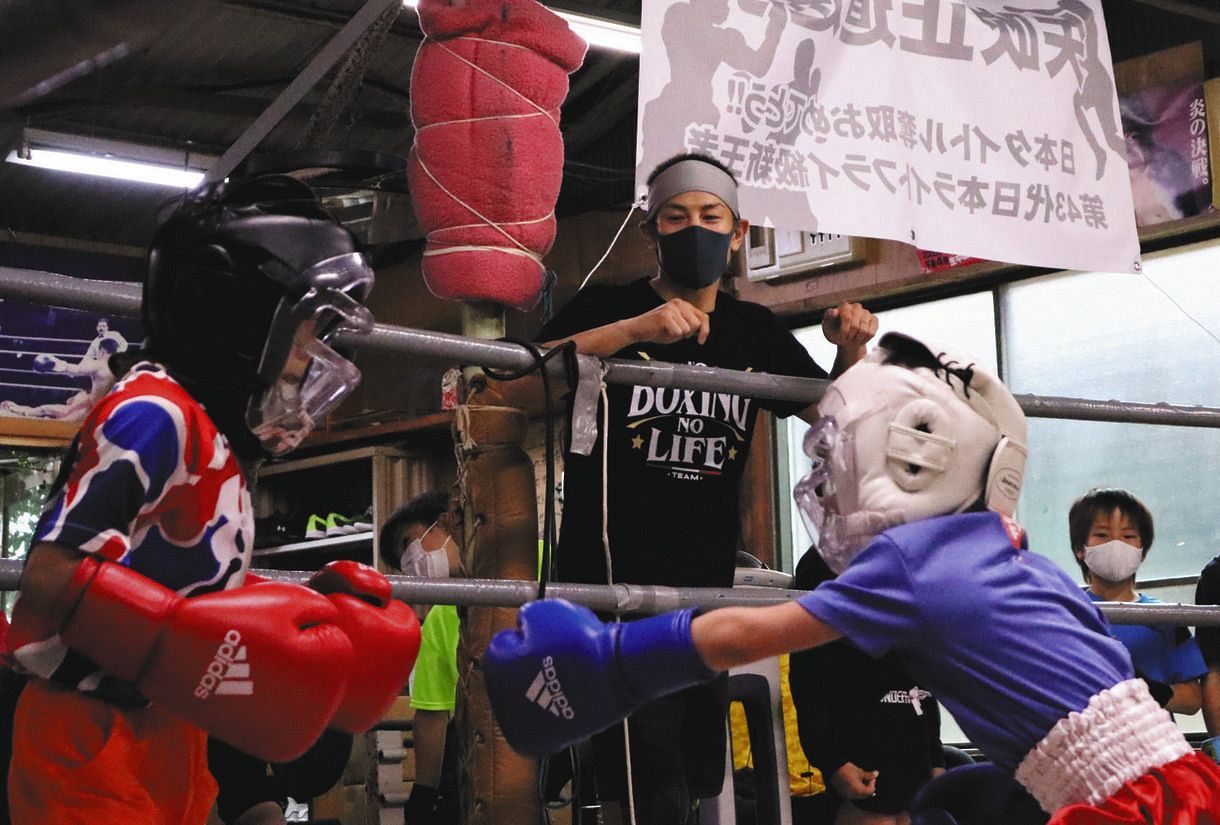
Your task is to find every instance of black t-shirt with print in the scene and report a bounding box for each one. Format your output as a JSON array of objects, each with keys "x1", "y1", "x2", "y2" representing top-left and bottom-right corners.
[
  {"x1": 789, "y1": 551, "x2": 944, "y2": 814},
  {"x1": 536, "y1": 277, "x2": 825, "y2": 588}
]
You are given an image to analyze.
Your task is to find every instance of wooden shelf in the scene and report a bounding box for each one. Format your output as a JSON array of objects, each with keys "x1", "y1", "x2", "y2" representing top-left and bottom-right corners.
[
  {"x1": 258, "y1": 444, "x2": 409, "y2": 477},
  {"x1": 253, "y1": 531, "x2": 373, "y2": 557},
  {"x1": 0, "y1": 417, "x2": 78, "y2": 449}
]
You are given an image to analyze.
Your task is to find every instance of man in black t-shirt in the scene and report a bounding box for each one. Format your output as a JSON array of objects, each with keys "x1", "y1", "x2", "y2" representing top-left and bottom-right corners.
[
  {"x1": 534, "y1": 153, "x2": 877, "y2": 825},
  {"x1": 1195, "y1": 556, "x2": 1220, "y2": 757}
]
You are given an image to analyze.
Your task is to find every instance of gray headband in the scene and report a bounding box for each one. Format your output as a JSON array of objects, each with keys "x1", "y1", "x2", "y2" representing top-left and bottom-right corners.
[{"x1": 645, "y1": 160, "x2": 740, "y2": 221}]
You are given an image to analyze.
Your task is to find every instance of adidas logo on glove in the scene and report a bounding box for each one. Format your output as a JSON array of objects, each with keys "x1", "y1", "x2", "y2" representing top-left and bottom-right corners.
[
  {"x1": 195, "y1": 629, "x2": 253, "y2": 699},
  {"x1": 525, "y1": 656, "x2": 575, "y2": 719}
]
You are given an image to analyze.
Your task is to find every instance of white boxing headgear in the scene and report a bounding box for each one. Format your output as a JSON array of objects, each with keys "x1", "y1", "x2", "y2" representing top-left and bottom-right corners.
[{"x1": 794, "y1": 332, "x2": 1027, "y2": 573}]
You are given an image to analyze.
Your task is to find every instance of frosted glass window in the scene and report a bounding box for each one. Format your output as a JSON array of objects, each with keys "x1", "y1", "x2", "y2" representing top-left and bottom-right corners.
[
  {"x1": 1002, "y1": 239, "x2": 1220, "y2": 581},
  {"x1": 1000, "y1": 239, "x2": 1220, "y2": 407},
  {"x1": 793, "y1": 291, "x2": 999, "y2": 380},
  {"x1": 1016, "y1": 418, "x2": 1220, "y2": 584}
]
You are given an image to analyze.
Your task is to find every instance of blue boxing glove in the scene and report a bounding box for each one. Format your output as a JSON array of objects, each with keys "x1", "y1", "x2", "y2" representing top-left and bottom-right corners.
[{"x1": 485, "y1": 599, "x2": 716, "y2": 758}]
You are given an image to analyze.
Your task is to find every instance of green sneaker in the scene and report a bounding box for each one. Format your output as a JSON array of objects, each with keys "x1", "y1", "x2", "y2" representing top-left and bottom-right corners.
[
  {"x1": 305, "y1": 513, "x2": 329, "y2": 540},
  {"x1": 324, "y1": 512, "x2": 358, "y2": 537}
]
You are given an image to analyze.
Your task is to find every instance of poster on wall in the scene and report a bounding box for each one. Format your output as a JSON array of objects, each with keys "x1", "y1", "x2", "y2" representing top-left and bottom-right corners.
[
  {"x1": 1120, "y1": 80, "x2": 1211, "y2": 227},
  {"x1": 637, "y1": 0, "x2": 1142, "y2": 276},
  {"x1": 0, "y1": 299, "x2": 141, "y2": 422}
]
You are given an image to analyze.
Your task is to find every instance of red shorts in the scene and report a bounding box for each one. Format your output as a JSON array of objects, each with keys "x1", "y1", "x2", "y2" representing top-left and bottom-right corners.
[
  {"x1": 1050, "y1": 751, "x2": 1220, "y2": 824},
  {"x1": 8, "y1": 680, "x2": 217, "y2": 824}
]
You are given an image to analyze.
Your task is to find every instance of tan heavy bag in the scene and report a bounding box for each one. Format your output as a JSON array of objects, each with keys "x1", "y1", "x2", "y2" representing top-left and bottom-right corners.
[{"x1": 452, "y1": 403, "x2": 540, "y2": 825}]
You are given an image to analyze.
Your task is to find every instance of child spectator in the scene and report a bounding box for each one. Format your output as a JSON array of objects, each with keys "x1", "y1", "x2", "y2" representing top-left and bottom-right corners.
[{"x1": 1068, "y1": 488, "x2": 1205, "y2": 715}]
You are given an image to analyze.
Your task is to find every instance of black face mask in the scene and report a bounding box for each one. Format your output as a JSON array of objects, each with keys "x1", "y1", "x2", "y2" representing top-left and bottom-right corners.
[{"x1": 655, "y1": 225, "x2": 734, "y2": 289}]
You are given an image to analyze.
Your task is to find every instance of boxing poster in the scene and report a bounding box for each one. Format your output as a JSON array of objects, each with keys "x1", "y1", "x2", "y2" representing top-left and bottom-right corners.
[
  {"x1": 637, "y1": 0, "x2": 1142, "y2": 275},
  {"x1": 1120, "y1": 79, "x2": 1212, "y2": 227},
  {"x1": 0, "y1": 299, "x2": 139, "y2": 421}
]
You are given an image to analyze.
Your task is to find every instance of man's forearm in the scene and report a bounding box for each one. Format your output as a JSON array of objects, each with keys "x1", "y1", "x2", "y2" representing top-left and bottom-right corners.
[
  {"x1": 1166, "y1": 679, "x2": 1203, "y2": 716},
  {"x1": 542, "y1": 318, "x2": 638, "y2": 359},
  {"x1": 830, "y1": 343, "x2": 868, "y2": 378}
]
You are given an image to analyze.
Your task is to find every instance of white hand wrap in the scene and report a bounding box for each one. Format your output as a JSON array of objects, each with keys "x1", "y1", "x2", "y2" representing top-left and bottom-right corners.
[{"x1": 1014, "y1": 678, "x2": 1191, "y2": 812}]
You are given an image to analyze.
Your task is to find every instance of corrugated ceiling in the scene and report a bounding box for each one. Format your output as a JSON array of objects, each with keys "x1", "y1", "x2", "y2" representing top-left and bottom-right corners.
[{"x1": 0, "y1": 0, "x2": 1215, "y2": 254}]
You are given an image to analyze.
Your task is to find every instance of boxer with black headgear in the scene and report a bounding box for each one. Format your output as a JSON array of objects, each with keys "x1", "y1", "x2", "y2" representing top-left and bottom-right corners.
[
  {"x1": 142, "y1": 174, "x2": 375, "y2": 459},
  {"x1": 6, "y1": 176, "x2": 420, "y2": 824}
]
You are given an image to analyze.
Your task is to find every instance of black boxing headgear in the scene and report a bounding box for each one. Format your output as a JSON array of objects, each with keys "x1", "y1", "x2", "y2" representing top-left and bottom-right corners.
[{"x1": 144, "y1": 175, "x2": 375, "y2": 457}]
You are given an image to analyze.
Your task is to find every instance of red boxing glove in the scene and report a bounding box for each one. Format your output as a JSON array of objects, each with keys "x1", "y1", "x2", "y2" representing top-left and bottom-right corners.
[
  {"x1": 308, "y1": 561, "x2": 421, "y2": 733},
  {"x1": 58, "y1": 556, "x2": 355, "y2": 763}
]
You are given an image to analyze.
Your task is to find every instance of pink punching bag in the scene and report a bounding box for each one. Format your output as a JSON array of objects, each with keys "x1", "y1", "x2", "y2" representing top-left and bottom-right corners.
[{"x1": 408, "y1": 0, "x2": 587, "y2": 311}]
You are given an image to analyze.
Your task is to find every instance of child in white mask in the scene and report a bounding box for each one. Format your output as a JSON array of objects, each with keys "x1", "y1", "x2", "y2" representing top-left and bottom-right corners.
[
  {"x1": 402, "y1": 519, "x2": 456, "y2": 583},
  {"x1": 380, "y1": 491, "x2": 463, "y2": 825},
  {"x1": 1069, "y1": 488, "x2": 1206, "y2": 716},
  {"x1": 383, "y1": 491, "x2": 461, "y2": 620}
]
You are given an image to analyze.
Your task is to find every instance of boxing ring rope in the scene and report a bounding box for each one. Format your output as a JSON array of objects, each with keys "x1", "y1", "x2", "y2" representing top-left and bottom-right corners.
[
  {"x1": 276, "y1": 572, "x2": 1220, "y2": 627},
  {"x1": 2, "y1": 265, "x2": 1220, "y2": 625},
  {"x1": 4, "y1": 264, "x2": 1220, "y2": 429},
  {"x1": 0, "y1": 558, "x2": 1208, "y2": 625}
]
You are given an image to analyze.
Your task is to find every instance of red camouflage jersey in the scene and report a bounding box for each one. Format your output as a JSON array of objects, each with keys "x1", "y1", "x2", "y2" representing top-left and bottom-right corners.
[{"x1": 12, "y1": 362, "x2": 253, "y2": 696}]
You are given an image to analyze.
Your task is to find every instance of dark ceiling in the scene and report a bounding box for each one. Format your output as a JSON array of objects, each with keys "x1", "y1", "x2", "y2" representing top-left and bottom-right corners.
[{"x1": 0, "y1": 0, "x2": 1217, "y2": 261}]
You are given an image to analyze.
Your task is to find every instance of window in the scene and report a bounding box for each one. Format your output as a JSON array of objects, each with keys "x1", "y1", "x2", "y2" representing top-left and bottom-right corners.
[
  {"x1": 1002, "y1": 238, "x2": 1220, "y2": 583},
  {"x1": 784, "y1": 238, "x2": 1220, "y2": 583},
  {"x1": 0, "y1": 448, "x2": 61, "y2": 615}
]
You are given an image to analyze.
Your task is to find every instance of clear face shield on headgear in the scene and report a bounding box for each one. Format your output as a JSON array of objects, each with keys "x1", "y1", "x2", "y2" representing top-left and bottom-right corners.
[
  {"x1": 792, "y1": 332, "x2": 1028, "y2": 576},
  {"x1": 246, "y1": 252, "x2": 376, "y2": 456},
  {"x1": 791, "y1": 387, "x2": 901, "y2": 575}
]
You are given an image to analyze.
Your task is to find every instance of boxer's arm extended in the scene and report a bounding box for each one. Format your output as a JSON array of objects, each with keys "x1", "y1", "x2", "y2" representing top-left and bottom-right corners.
[
  {"x1": 691, "y1": 601, "x2": 841, "y2": 671},
  {"x1": 485, "y1": 598, "x2": 840, "y2": 757}
]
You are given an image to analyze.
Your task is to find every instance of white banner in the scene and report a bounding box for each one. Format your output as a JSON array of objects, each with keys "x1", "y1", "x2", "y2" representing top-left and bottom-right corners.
[{"x1": 636, "y1": 0, "x2": 1141, "y2": 275}]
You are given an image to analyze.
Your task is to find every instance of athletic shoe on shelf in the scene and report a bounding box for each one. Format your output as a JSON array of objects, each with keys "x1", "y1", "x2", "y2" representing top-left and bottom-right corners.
[
  {"x1": 305, "y1": 513, "x2": 330, "y2": 540},
  {"x1": 324, "y1": 512, "x2": 359, "y2": 537},
  {"x1": 351, "y1": 506, "x2": 375, "y2": 533},
  {"x1": 254, "y1": 515, "x2": 304, "y2": 549}
]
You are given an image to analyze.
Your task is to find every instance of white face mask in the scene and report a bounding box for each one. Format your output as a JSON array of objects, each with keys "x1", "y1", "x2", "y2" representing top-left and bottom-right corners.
[
  {"x1": 1083, "y1": 539, "x2": 1143, "y2": 583},
  {"x1": 400, "y1": 522, "x2": 452, "y2": 580}
]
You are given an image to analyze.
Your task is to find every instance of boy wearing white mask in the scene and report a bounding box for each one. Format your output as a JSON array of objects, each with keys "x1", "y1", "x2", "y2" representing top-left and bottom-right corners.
[
  {"x1": 1068, "y1": 488, "x2": 1206, "y2": 716},
  {"x1": 381, "y1": 492, "x2": 462, "y2": 824}
]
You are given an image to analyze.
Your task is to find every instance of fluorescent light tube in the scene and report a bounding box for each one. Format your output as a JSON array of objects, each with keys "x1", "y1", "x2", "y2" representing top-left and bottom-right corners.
[
  {"x1": 6, "y1": 147, "x2": 204, "y2": 189},
  {"x1": 552, "y1": 9, "x2": 641, "y2": 53},
  {"x1": 401, "y1": 1, "x2": 641, "y2": 53}
]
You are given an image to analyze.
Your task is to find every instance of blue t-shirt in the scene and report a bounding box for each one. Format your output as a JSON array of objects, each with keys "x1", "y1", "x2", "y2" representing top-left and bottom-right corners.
[
  {"x1": 798, "y1": 512, "x2": 1133, "y2": 770},
  {"x1": 1087, "y1": 592, "x2": 1207, "y2": 685}
]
